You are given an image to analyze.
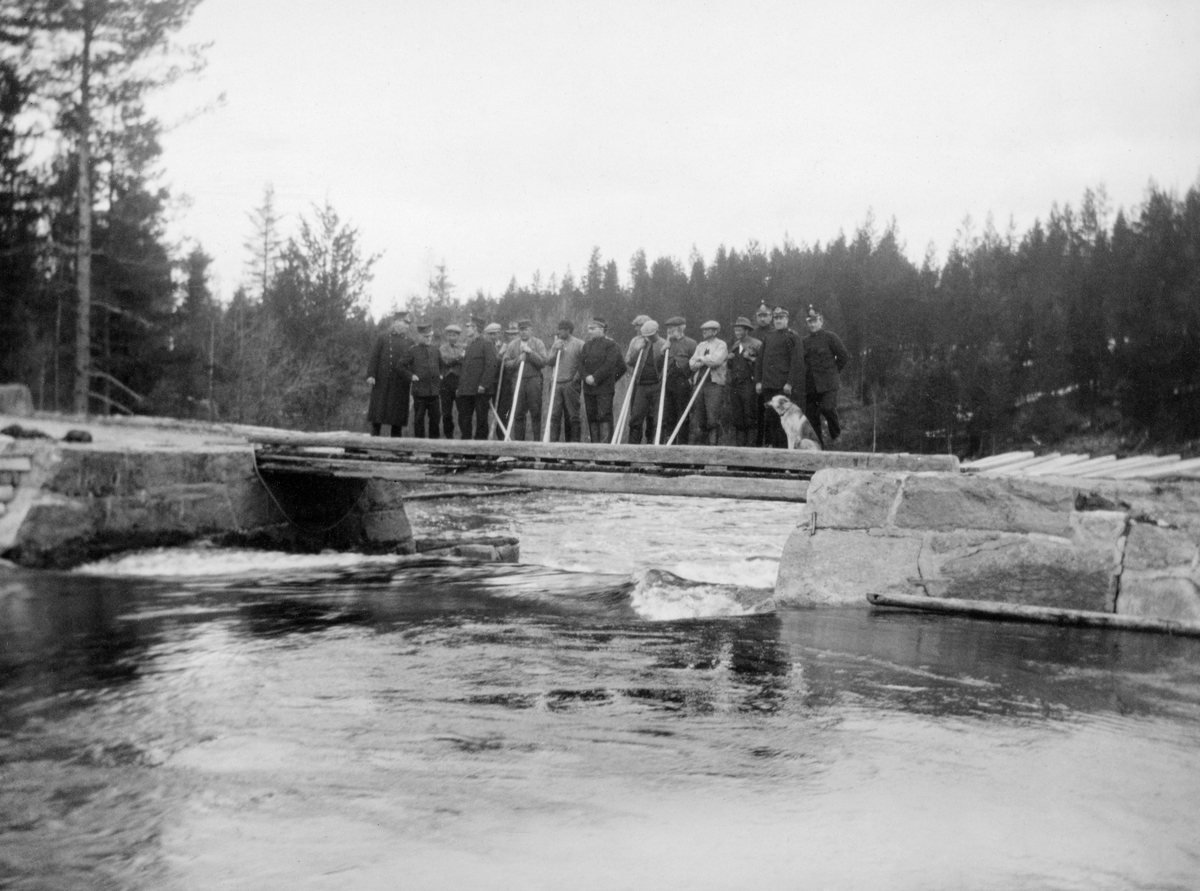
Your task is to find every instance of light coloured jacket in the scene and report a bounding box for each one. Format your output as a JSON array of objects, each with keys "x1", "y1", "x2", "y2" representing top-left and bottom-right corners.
[{"x1": 689, "y1": 337, "x2": 729, "y2": 386}]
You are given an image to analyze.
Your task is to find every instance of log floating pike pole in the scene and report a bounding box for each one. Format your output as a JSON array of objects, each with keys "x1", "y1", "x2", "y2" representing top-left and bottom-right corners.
[
  {"x1": 666, "y1": 367, "x2": 708, "y2": 446},
  {"x1": 504, "y1": 355, "x2": 526, "y2": 442},
  {"x1": 490, "y1": 353, "x2": 506, "y2": 439},
  {"x1": 542, "y1": 351, "x2": 561, "y2": 443},
  {"x1": 868, "y1": 591, "x2": 1200, "y2": 638},
  {"x1": 611, "y1": 345, "x2": 646, "y2": 445},
  {"x1": 654, "y1": 345, "x2": 671, "y2": 445}
]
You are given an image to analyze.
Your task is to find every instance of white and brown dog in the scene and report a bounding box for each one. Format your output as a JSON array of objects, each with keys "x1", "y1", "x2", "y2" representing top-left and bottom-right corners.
[{"x1": 766, "y1": 394, "x2": 821, "y2": 450}]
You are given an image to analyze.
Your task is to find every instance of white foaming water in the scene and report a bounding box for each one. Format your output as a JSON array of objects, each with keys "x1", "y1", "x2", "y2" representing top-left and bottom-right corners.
[
  {"x1": 628, "y1": 569, "x2": 774, "y2": 621},
  {"x1": 74, "y1": 546, "x2": 407, "y2": 577}
]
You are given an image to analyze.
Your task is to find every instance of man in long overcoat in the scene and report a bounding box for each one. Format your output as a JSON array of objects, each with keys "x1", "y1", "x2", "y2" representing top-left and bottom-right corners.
[
  {"x1": 454, "y1": 317, "x2": 500, "y2": 440},
  {"x1": 803, "y1": 305, "x2": 850, "y2": 448},
  {"x1": 366, "y1": 312, "x2": 415, "y2": 436},
  {"x1": 439, "y1": 324, "x2": 464, "y2": 438}
]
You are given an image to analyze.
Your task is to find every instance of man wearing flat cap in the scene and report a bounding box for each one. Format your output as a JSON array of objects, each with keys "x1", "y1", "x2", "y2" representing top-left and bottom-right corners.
[
  {"x1": 439, "y1": 324, "x2": 464, "y2": 438},
  {"x1": 410, "y1": 323, "x2": 443, "y2": 438},
  {"x1": 579, "y1": 317, "x2": 625, "y2": 443},
  {"x1": 728, "y1": 317, "x2": 763, "y2": 447},
  {"x1": 546, "y1": 320, "x2": 586, "y2": 442},
  {"x1": 688, "y1": 320, "x2": 729, "y2": 445},
  {"x1": 366, "y1": 311, "x2": 416, "y2": 436},
  {"x1": 455, "y1": 316, "x2": 500, "y2": 439},
  {"x1": 803, "y1": 305, "x2": 849, "y2": 448},
  {"x1": 663, "y1": 316, "x2": 697, "y2": 445},
  {"x1": 623, "y1": 319, "x2": 669, "y2": 444},
  {"x1": 502, "y1": 319, "x2": 548, "y2": 440},
  {"x1": 756, "y1": 306, "x2": 806, "y2": 448}
]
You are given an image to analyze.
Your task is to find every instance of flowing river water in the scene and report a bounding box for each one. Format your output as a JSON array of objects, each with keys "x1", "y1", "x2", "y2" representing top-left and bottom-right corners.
[{"x1": 2, "y1": 491, "x2": 1199, "y2": 890}]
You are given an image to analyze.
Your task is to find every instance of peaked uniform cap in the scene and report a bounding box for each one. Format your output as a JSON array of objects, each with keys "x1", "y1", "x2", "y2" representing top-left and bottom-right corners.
[
  {"x1": 588, "y1": 317, "x2": 608, "y2": 329},
  {"x1": 469, "y1": 315, "x2": 487, "y2": 329}
]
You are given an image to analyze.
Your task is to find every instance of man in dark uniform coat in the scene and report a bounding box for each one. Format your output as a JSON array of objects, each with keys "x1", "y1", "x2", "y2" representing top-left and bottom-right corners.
[
  {"x1": 455, "y1": 316, "x2": 500, "y2": 440},
  {"x1": 751, "y1": 302, "x2": 773, "y2": 446},
  {"x1": 803, "y1": 305, "x2": 850, "y2": 448},
  {"x1": 755, "y1": 306, "x2": 805, "y2": 448},
  {"x1": 439, "y1": 324, "x2": 464, "y2": 438},
  {"x1": 366, "y1": 312, "x2": 415, "y2": 436},
  {"x1": 727, "y1": 316, "x2": 763, "y2": 447},
  {"x1": 410, "y1": 323, "x2": 442, "y2": 438},
  {"x1": 579, "y1": 317, "x2": 626, "y2": 444},
  {"x1": 663, "y1": 316, "x2": 698, "y2": 445}
]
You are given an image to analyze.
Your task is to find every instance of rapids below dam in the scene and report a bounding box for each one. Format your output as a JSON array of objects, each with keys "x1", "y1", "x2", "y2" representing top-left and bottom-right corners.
[{"x1": 2, "y1": 491, "x2": 1200, "y2": 890}]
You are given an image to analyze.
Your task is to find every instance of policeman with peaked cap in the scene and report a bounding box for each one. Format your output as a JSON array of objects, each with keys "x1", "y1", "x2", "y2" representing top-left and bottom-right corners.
[
  {"x1": 367, "y1": 311, "x2": 416, "y2": 436},
  {"x1": 803, "y1": 304, "x2": 850, "y2": 448},
  {"x1": 756, "y1": 306, "x2": 805, "y2": 448}
]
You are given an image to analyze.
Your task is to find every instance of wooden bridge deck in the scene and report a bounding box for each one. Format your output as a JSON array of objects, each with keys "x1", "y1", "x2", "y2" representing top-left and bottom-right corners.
[{"x1": 251, "y1": 432, "x2": 959, "y2": 502}]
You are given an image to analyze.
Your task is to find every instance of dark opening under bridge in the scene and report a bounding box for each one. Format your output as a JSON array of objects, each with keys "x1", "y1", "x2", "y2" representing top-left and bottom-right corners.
[{"x1": 251, "y1": 432, "x2": 960, "y2": 502}]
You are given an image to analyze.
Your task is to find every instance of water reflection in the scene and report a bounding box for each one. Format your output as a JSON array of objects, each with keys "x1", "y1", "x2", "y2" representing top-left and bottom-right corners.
[{"x1": 3, "y1": 559, "x2": 1200, "y2": 890}]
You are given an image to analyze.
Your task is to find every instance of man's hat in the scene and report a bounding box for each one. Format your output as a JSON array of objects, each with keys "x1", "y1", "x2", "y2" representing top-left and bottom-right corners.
[
  {"x1": 416, "y1": 323, "x2": 432, "y2": 333},
  {"x1": 665, "y1": 316, "x2": 686, "y2": 327},
  {"x1": 588, "y1": 317, "x2": 608, "y2": 329},
  {"x1": 557, "y1": 320, "x2": 574, "y2": 332},
  {"x1": 734, "y1": 316, "x2": 753, "y2": 329},
  {"x1": 640, "y1": 320, "x2": 659, "y2": 337},
  {"x1": 806, "y1": 304, "x2": 820, "y2": 321},
  {"x1": 392, "y1": 310, "x2": 412, "y2": 323},
  {"x1": 772, "y1": 306, "x2": 789, "y2": 317},
  {"x1": 631, "y1": 314, "x2": 650, "y2": 327},
  {"x1": 756, "y1": 302, "x2": 771, "y2": 315},
  {"x1": 505, "y1": 322, "x2": 519, "y2": 334},
  {"x1": 469, "y1": 315, "x2": 486, "y2": 329},
  {"x1": 444, "y1": 323, "x2": 462, "y2": 334},
  {"x1": 483, "y1": 322, "x2": 502, "y2": 335},
  {"x1": 517, "y1": 318, "x2": 533, "y2": 329},
  {"x1": 700, "y1": 320, "x2": 720, "y2": 332}
]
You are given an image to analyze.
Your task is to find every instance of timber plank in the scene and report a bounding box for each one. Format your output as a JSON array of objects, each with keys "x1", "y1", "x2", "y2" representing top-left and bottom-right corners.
[
  {"x1": 256, "y1": 457, "x2": 810, "y2": 501},
  {"x1": 251, "y1": 432, "x2": 958, "y2": 474}
]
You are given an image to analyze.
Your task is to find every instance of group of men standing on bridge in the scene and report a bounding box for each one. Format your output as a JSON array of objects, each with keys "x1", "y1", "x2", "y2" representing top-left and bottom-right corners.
[{"x1": 366, "y1": 302, "x2": 849, "y2": 449}]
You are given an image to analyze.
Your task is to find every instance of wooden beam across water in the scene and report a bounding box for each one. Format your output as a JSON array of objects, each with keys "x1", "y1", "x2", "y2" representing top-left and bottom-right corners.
[{"x1": 250, "y1": 432, "x2": 959, "y2": 475}]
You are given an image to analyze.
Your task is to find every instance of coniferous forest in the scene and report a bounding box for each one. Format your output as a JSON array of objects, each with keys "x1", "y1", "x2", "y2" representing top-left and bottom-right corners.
[{"x1": 2, "y1": 2, "x2": 1199, "y2": 457}]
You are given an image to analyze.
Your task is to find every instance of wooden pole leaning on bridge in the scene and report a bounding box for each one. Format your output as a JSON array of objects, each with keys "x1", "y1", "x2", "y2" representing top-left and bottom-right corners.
[
  {"x1": 868, "y1": 592, "x2": 1200, "y2": 638},
  {"x1": 504, "y1": 356, "x2": 526, "y2": 442},
  {"x1": 542, "y1": 351, "x2": 561, "y2": 443},
  {"x1": 654, "y1": 347, "x2": 671, "y2": 445},
  {"x1": 612, "y1": 346, "x2": 646, "y2": 445},
  {"x1": 666, "y1": 368, "x2": 708, "y2": 446}
]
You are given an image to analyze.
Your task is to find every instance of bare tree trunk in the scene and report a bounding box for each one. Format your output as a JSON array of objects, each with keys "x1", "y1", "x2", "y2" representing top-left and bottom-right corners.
[{"x1": 73, "y1": 12, "x2": 93, "y2": 415}]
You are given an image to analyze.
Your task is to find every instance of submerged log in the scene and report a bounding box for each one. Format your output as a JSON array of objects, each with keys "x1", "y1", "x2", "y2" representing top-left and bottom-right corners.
[{"x1": 867, "y1": 591, "x2": 1200, "y2": 638}]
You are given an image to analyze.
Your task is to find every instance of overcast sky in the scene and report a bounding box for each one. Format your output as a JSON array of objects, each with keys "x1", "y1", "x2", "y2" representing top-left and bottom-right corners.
[{"x1": 151, "y1": 0, "x2": 1200, "y2": 317}]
